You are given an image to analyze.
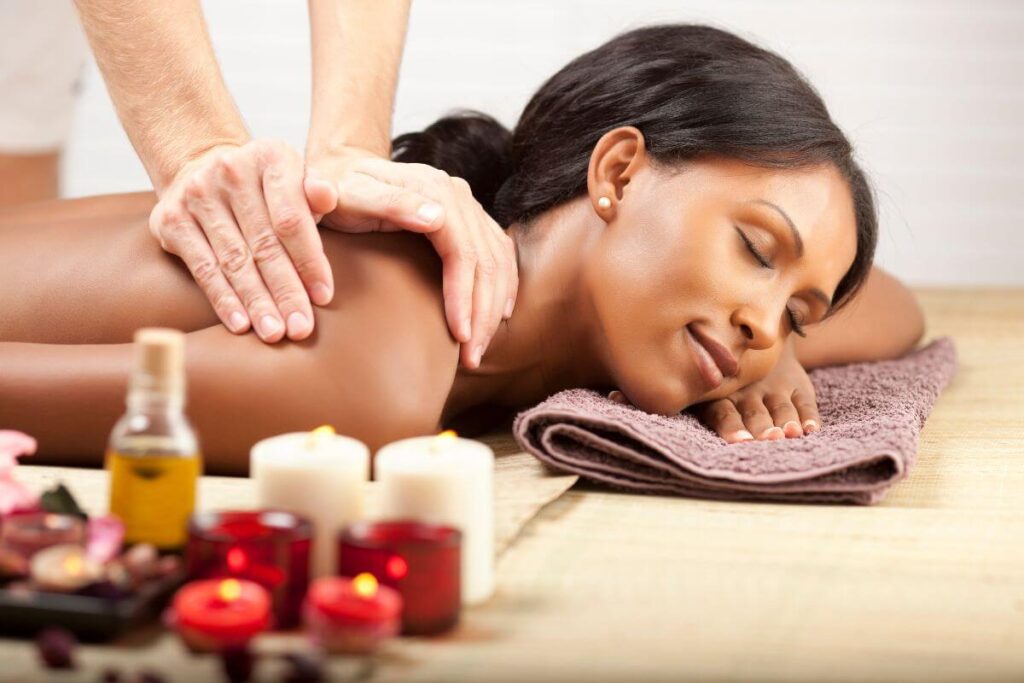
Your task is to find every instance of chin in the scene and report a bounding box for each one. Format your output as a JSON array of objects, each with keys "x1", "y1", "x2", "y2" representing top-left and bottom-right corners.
[{"x1": 619, "y1": 377, "x2": 694, "y2": 416}]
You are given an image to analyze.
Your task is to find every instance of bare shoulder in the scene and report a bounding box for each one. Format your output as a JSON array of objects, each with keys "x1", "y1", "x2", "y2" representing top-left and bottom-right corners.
[{"x1": 314, "y1": 229, "x2": 460, "y2": 447}]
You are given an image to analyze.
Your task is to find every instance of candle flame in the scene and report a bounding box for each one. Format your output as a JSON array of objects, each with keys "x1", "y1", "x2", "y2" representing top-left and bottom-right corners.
[
  {"x1": 352, "y1": 572, "x2": 378, "y2": 598},
  {"x1": 218, "y1": 578, "x2": 242, "y2": 602},
  {"x1": 62, "y1": 553, "x2": 83, "y2": 577},
  {"x1": 306, "y1": 424, "x2": 336, "y2": 449},
  {"x1": 430, "y1": 429, "x2": 458, "y2": 454}
]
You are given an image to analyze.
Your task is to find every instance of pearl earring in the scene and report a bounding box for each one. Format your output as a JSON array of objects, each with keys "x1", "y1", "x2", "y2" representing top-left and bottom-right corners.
[{"x1": 597, "y1": 196, "x2": 612, "y2": 210}]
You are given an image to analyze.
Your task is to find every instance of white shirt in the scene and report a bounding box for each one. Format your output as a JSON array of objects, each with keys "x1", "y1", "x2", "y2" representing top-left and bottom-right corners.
[{"x1": 0, "y1": 0, "x2": 89, "y2": 152}]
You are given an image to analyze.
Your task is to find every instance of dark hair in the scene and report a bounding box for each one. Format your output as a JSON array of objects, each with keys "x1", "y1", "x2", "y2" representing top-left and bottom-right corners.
[{"x1": 392, "y1": 23, "x2": 877, "y2": 318}]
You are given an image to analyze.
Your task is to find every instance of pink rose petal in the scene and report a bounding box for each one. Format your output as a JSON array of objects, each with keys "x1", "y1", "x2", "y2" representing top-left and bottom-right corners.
[
  {"x1": 0, "y1": 431, "x2": 40, "y2": 516},
  {"x1": 86, "y1": 515, "x2": 126, "y2": 564}
]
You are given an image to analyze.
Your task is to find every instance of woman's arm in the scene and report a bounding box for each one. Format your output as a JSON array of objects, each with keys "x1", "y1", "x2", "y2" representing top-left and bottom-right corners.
[
  {"x1": 792, "y1": 265, "x2": 925, "y2": 370},
  {"x1": 0, "y1": 233, "x2": 460, "y2": 475}
]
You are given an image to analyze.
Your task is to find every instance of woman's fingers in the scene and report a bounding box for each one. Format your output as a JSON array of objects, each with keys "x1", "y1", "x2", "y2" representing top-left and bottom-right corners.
[
  {"x1": 150, "y1": 208, "x2": 249, "y2": 335},
  {"x1": 257, "y1": 143, "x2": 334, "y2": 311},
  {"x1": 764, "y1": 392, "x2": 804, "y2": 438},
  {"x1": 698, "y1": 399, "x2": 755, "y2": 444},
  {"x1": 221, "y1": 150, "x2": 315, "y2": 340},
  {"x1": 734, "y1": 394, "x2": 786, "y2": 441},
  {"x1": 792, "y1": 388, "x2": 822, "y2": 434}
]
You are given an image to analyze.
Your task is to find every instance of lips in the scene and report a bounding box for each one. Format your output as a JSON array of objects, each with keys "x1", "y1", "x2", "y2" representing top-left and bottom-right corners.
[{"x1": 685, "y1": 325, "x2": 739, "y2": 387}]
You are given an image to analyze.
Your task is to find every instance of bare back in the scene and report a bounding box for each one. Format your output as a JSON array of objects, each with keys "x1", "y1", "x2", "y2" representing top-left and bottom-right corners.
[{"x1": 0, "y1": 193, "x2": 463, "y2": 472}]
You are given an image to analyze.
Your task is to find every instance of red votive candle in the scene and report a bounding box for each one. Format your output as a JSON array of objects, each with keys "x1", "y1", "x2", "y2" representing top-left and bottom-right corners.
[
  {"x1": 167, "y1": 578, "x2": 271, "y2": 652},
  {"x1": 185, "y1": 510, "x2": 311, "y2": 628},
  {"x1": 303, "y1": 573, "x2": 402, "y2": 654},
  {"x1": 337, "y1": 520, "x2": 461, "y2": 635}
]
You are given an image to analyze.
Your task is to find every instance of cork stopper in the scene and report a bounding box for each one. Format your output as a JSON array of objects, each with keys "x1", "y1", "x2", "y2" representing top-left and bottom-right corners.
[{"x1": 130, "y1": 327, "x2": 185, "y2": 396}]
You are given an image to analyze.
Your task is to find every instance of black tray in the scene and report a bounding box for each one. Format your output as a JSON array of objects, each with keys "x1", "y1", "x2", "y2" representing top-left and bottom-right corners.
[{"x1": 0, "y1": 571, "x2": 185, "y2": 642}]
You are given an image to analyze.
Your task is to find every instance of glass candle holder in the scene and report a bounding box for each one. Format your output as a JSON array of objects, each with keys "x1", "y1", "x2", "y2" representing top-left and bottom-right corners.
[
  {"x1": 185, "y1": 510, "x2": 311, "y2": 628},
  {"x1": 338, "y1": 520, "x2": 461, "y2": 635},
  {"x1": 0, "y1": 512, "x2": 86, "y2": 563},
  {"x1": 303, "y1": 573, "x2": 402, "y2": 654}
]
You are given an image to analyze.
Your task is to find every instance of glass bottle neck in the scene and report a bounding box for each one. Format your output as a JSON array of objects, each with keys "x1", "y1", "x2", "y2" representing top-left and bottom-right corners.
[{"x1": 126, "y1": 389, "x2": 185, "y2": 413}]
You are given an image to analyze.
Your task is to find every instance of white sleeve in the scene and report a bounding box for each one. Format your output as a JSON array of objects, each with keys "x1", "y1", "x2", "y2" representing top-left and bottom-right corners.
[{"x1": 0, "y1": 0, "x2": 89, "y2": 153}]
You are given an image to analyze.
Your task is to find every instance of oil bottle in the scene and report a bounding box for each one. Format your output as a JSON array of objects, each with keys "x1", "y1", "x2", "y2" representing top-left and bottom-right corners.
[{"x1": 106, "y1": 328, "x2": 201, "y2": 549}]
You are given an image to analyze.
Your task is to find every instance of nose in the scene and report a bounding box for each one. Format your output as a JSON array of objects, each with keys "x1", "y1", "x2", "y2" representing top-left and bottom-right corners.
[{"x1": 733, "y1": 301, "x2": 784, "y2": 351}]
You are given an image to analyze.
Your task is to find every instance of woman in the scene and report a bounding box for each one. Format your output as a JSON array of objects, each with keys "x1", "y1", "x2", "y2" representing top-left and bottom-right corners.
[{"x1": 0, "y1": 25, "x2": 923, "y2": 474}]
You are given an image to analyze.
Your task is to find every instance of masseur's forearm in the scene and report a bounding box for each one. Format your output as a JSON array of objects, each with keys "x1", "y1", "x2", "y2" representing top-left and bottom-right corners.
[
  {"x1": 792, "y1": 265, "x2": 926, "y2": 370},
  {"x1": 73, "y1": 0, "x2": 249, "y2": 192},
  {"x1": 306, "y1": 0, "x2": 411, "y2": 160}
]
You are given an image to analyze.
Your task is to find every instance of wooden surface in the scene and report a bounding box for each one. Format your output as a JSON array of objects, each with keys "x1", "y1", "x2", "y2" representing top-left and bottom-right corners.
[{"x1": 1, "y1": 288, "x2": 1022, "y2": 683}]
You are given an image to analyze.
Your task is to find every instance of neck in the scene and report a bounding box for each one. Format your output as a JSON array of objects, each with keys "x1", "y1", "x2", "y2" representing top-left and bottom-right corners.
[{"x1": 441, "y1": 199, "x2": 614, "y2": 426}]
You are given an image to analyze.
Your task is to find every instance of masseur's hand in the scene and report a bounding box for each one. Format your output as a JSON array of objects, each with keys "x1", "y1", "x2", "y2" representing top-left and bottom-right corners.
[
  {"x1": 149, "y1": 139, "x2": 337, "y2": 343},
  {"x1": 305, "y1": 148, "x2": 518, "y2": 370},
  {"x1": 608, "y1": 338, "x2": 822, "y2": 443}
]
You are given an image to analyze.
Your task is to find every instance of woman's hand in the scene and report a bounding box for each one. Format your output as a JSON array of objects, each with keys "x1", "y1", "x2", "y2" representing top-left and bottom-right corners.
[
  {"x1": 149, "y1": 139, "x2": 337, "y2": 343},
  {"x1": 608, "y1": 338, "x2": 822, "y2": 444},
  {"x1": 305, "y1": 147, "x2": 519, "y2": 370}
]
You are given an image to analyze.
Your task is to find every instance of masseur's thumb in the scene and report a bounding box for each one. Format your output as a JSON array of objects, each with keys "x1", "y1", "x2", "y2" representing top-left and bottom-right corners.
[{"x1": 303, "y1": 169, "x2": 338, "y2": 223}]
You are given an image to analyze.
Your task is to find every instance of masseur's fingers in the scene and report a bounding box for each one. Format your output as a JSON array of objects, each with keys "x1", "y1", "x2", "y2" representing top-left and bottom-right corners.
[
  {"x1": 257, "y1": 142, "x2": 334, "y2": 314},
  {"x1": 328, "y1": 170, "x2": 444, "y2": 234},
  {"x1": 184, "y1": 170, "x2": 286, "y2": 343},
  {"x1": 150, "y1": 207, "x2": 249, "y2": 335},
  {"x1": 453, "y1": 177, "x2": 508, "y2": 369},
  {"x1": 696, "y1": 398, "x2": 755, "y2": 444},
  {"x1": 218, "y1": 148, "x2": 315, "y2": 341},
  {"x1": 311, "y1": 155, "x2": 520, "y2": 358}
]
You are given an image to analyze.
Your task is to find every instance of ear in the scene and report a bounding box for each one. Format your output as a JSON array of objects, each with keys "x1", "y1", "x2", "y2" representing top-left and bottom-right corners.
[{"x1": 586, "y1": 126, "x2": 647, "y2": 223}]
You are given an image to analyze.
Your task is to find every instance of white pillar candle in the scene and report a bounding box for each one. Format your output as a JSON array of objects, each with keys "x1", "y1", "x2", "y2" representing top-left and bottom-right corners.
[
  {"x1": 374, "y1": 430, "x2": 495, "y2": 605},
  {"x1": 249, "y1": 426, "x2": 369, "y2": 577}
]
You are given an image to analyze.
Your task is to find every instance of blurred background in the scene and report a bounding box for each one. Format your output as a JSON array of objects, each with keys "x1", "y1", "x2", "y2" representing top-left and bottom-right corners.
[{"x1": 3, "y1": 0, "x2": 1022, "y2": 285}]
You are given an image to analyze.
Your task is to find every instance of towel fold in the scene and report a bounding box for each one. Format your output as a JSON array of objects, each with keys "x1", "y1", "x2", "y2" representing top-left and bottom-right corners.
[{"x1": 512, "y1": 336, "x2": 958, "y2": 505}]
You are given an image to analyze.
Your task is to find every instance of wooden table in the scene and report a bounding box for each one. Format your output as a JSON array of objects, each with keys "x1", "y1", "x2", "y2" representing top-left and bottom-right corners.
[{"x1": 1, "y1": 288, "x2": 1022, "y2": 683}]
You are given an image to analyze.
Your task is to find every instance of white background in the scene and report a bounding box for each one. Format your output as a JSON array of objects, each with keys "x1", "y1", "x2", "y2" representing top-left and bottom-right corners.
[{"x1": 60, "y1": 0, "x2": 1024, "y2": 286}]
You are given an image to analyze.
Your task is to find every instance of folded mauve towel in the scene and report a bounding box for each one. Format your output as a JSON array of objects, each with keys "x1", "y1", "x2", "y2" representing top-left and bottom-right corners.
[{"x1": 512, "y1": 336, "x2": 957, "y2": 505}]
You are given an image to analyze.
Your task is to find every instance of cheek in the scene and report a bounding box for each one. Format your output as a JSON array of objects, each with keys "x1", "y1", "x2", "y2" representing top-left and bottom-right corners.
[{"x1": 584, "y1": 224, "x2": 695, "y2": 414}]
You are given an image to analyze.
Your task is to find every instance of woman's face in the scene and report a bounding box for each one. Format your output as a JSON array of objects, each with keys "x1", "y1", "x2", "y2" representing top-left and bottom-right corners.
[{"x1": 582, "y1": 155, "x2": 859, "y2": 415}]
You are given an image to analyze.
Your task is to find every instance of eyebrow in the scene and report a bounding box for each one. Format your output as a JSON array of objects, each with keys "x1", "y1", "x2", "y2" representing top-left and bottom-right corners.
[{"x1": 747, "y1": 198, "x2": 834, "y2": 312}]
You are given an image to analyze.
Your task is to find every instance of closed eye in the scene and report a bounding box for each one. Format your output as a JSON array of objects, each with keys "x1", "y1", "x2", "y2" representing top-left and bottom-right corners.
[{"x1": 735, "y1": 226, "x2": 808, "y2": 338}]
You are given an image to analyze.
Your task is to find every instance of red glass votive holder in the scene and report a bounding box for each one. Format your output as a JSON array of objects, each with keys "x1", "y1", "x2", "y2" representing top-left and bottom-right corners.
[
  {"x1": 303, "y1": 573, "x2": 402, "y2": 654},
  {"x1": 0, "y1": 512, "x2": 86, "y2": 563},
  {"x1": 337, "y1": 520, "x2": 461, "y2": 635},
  {"x1": 167, "y1": 578, "x2": 272, "y2": 652},
  {"x1": 185, "y1": 510, "x2": 311, "y2": 628}
]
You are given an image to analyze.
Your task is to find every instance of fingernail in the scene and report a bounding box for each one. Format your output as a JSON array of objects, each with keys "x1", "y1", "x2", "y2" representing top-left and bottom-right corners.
[
  {"x1": 504, "y1": 298, "x2": 514, "y2": 318},
  {"x1": 803, "y1": 419, "x2": 819, "y2": 433},
  {"x1": 783, "y1": 420, "x2": 801, "y2": 435},
  {"x1": 417, "y1": 202, "x2": 443, "y2": 226},
  {"x1": 228, "y1": 311, "x2": 248, "y2": 332},
  {"x1": 472, "y1": 344, "x2": 484, "y2": 367},
  {"x1": 286, "y1": 312, "x2": 309, "y2": 336},
  {"x1": 761, "y1": 426, "x2": 785, "y2": 439},
  {"x1": 734, "y1": 430, "x2": 754, "y2": 441},
  {"x1": 311, "y1": 282, "x2": 332, "y2": 306},
  {"x1": 259, "y1": 315, "x2": 282, "y2": 337}
]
